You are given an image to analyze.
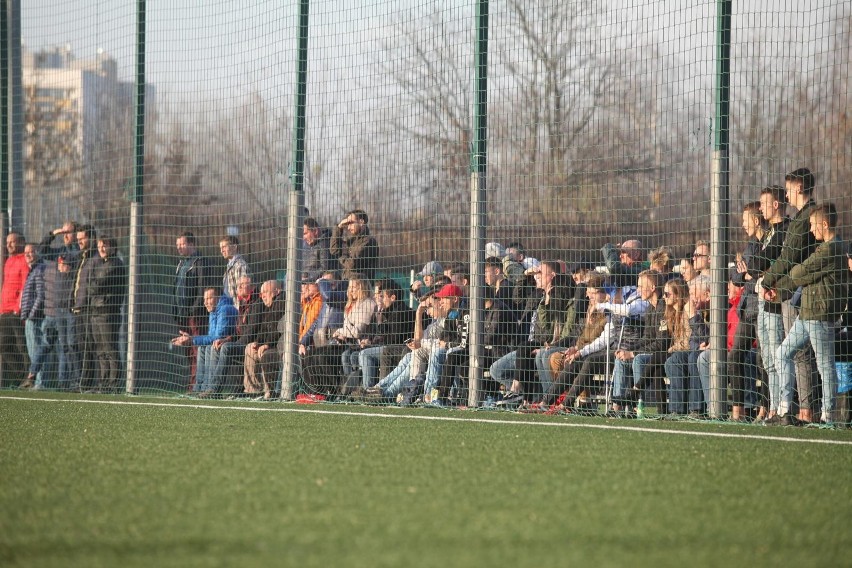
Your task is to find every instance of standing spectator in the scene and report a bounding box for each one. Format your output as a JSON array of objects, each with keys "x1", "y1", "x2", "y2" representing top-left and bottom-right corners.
[
  {"x1": 243, "y1": 280, "x2": 285, "y2": 400},
  {"x1": 302, "y1": 217, "x2": 331, "y2": 282},
  {"x1": 174, "y1": 232, "x2": 215, "y2": 391},
  {"x1": 773, "y1": 203, "x2": 846, "y2": 426},
  {"x1": 0, "y1": 232, "x2": 30, "y2": 388},
  {"x1": 38, "y1": 220, "x2": 79, "y2": 261},
  {"x1": 71, "y1": 224, "x2": 99, "y2": 390},
  {"x1": 754, "y1": 184, "x2": 790, "y2": 421},
  {"x1": 648, "y1": 246, "x2": 675, "y2": 280},
  {"x1": 761, "y1": 168, "x2": 819, "y2": 424},
  {"x1": 219, "y1": 235, "x2": 250, "y2": 306},
  {"x1": 18, "y1": 244, "x2": 46, "y2": 390},
  {"x1": 171, "y1": 288, "x2": 237, "y2": 396},
  {"x1": 28, "y1": 255, "x2": 77, "y2": 391},
  {"x1": 88, "y1": 236, "x2": 127, "y2": 393},
  {"x1": 330, "y1": 209, "x2": 378, "y2": 281}
]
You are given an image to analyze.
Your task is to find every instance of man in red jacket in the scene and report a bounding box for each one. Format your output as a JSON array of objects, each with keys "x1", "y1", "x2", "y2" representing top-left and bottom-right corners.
[{"x1": 0, "y1": 232, "x2": 30, "y2": 387}]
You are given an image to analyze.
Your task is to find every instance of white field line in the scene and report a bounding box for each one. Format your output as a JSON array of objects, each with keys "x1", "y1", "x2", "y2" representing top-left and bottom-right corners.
[{"x1": 3, "y1": 395, "x2": 852, "y2": 446}]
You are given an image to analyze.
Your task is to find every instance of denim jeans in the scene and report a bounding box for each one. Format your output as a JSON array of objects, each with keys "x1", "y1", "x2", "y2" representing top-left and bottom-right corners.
[
  {"x1": 377, "y1": 351, "x2": 412, "y2": 397},
  {"x1": 489, "y1": 350, "x2": 517, "y2": 390},
  {"x1": 664, "y1": 350, "x2": 690, "y2": 414},
  {"x1": 777, "y1": 318, "x2": 837, "y2": 420},
  {"x1": 341, "y1": 348, "x2": 361, "y2": 377},
  {"x1": 209, "y1": 342, "x2": 245, "y2": 393},
  {"x1": 193, "y1": 345, "x2": 215, "y2": 393},
  {"x1": 757, "y1": 308, "x2": 785, "y2": 414},
  {"x1": 24, "y1": 318, "x2": 44, "y2": 387},
  {"x1": 358, "y1": 345, "x2": 384, "y2": 388},
  {"x1": 534, "y1": 346, "x2": 561, "y2": 394},
  {"x1": 612, "y1": 353, "x2": 652, "y2": 397},
  {"x1": 32, "y1": 314, "x2": 75, "y2": 390},
  {"x1": 696, "y1": 349, "x2": 716, "y2": 412}
]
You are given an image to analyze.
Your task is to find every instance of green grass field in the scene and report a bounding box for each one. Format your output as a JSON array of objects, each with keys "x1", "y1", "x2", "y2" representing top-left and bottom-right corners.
[{"x1": 1, "y1": 392, "x2": 851, "y2": 567}]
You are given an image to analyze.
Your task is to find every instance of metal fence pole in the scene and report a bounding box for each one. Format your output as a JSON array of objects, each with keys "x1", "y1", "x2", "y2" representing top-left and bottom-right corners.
[{"x1": 281, "y1": 0, "x2": 309, "y2": 401}]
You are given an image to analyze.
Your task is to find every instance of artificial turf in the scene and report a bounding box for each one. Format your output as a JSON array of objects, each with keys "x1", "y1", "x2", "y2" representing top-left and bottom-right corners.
[{"x1": 1, "y1": 393, "x2": 850, "y2": 567}]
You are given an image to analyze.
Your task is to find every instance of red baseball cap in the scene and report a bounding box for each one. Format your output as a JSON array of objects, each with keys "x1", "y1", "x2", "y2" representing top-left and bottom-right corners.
[{"x1": 434, "y1": 284, "x2": 464, "y2": 299}]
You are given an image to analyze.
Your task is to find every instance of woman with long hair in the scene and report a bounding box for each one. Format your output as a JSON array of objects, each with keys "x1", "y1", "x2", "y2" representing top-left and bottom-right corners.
[
  {"x1": 302, "y1": 277, "x2": 376, "y2": 397},
  {"x1": 661, "y1": 278, "x2": 692, "y2": 415}
]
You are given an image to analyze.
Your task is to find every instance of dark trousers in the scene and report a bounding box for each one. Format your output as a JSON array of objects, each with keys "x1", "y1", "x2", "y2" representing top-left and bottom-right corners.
[
  {"x1": 74, "y1": 311, "x2": 97, "y2": 391},
  {"x1": 728, "y1": 318, "x2": 757, "y2": 407},
  {"x1": 0, "y1": 313, "x2": 29, "y2": 386},
  {"x1": 302, "y1": 343, "x2": 347, "y2": 395},
  {"x1": 91, "y1": 309, "x2": 122, "y2": 390}
]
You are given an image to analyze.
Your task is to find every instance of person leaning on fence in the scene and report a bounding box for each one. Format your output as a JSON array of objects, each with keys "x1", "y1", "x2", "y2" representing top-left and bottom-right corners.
[
  {"x1": 773, "y1": 203, "x2": 847, "y2": 427},
  {"x1": 761, "y1": 168, "x2": 819, "y2": 425},
  {"x1": 0, "y1": 232, "x2": 30, "y2": 388},
  {"x1": 87, "y1": 236, "x2": 128, "y2": 394},
  {"x1": 243, "y1": 280, "x2": 285, "y2": 400},
  {"x1": 219, "y1": 235, "x2": 251, "y2": 307},
  {"x1": 301, "y1": 277, "x2": 375, "y2": 397},
  {"x1": 330, "y1": 209, "x2": 378, "y2": 281},
  {"x1": 171, "y1": 287, "x2": 237, "y2": 397},
  {"x1": 18, "y1": 244, "x2": 46, "y2": 390}
]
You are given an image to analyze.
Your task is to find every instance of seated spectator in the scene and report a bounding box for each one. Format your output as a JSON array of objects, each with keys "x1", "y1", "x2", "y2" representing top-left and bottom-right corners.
[
  {"x1": 539, "y1": 272, "x2": 650, "y2": 413},
  {"x1": 298, "y1": 277, "x2": 323, "y2": 356},
  {"x1": 428, "y1": 284, "x2": 469, "y2": 405},
  {"x1": 686, "y1": 275, "x2": 711, "y2": 417},
  {"x1": 301, "y1": 277, "x2": 375, "y2": 397},
  {"x1": 660, "y1": 278, "x2": 693, "y2": 415},
  {"x1": 353, "y1": 279, "x2": 414, "y2": 390},
  {"x1": 611, "y1": 270, "x2": 667, "y2": 414},
  {"x1": 313, "y1": 271, "x2": 346, "y2": 347},
  {"x1": 243, "y1": 280, "x2": 286, "y2": 400},
  {"x1": 648, "y1": 246, "x2": 675, "y2": 280},
  {"x1": 602, "y1": 239, "x2": 645, "y2": 288},
  {"x1": 207, "y1": 276, "x2": 260, "y2": 397},
  {"x1": 692, "y1": 240, "x2": 711, "y2": 278},
  {"x1": 171, "y1": 288, "x2": 238, "y2": 396},
  {"x1": 411, "y1": 261, "x2": 443, "y2": 300}
]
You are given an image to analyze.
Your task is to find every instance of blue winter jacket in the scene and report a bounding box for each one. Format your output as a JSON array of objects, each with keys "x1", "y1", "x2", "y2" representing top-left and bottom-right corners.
[{"x1": 192, "y1": 295, "x2": 238, "y2": 346}]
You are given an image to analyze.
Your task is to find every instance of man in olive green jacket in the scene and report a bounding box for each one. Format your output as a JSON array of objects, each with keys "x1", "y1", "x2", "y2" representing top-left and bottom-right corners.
[{"x1": 774, "y1": 203, "x2": 847, "y2": 426}]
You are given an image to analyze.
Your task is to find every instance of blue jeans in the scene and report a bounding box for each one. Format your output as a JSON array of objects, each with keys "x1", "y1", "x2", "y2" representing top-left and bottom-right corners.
[
  {"x1": 193, "y1": 345, "x2": 216, "y2": 393},
  {"x1": 377, "y1": 351, "x2": 412, "y2": 397},
  {"x1": 777, "y1": 318, "x2": 837, "y2": 420},
  {"x1": 664, "y1": 351, "x2": 690, "y2": 414},
  {"x1": 31, "y1": 314, "x2": 75, "y2": 390},
  {"x1": 757, "y1": 307, "x2": 785, "y2": 414},
  {"x1": 535, "y1": 346, "x2": 561, "y2": 394},
  {"x1": 489, "y1": 350, "x2": 517, "y2": 390},
  {"x1": 341, "y1": 348, "x2": 361, "y2": 377},
  {"x1": 358, "y1": 345, "x2": 384, "y2": 388},
  {"x1": 612, "y1": 353, "x2": 653, "y2": 397},
  {"x1": 24, "y1": 319, "x2": 44, "y2": 387},
  {"x1": 210, "y1": 342, "x2": 245, "y2": 392},
  {"x1": 697, "y1": 349, "x2": 716, "y2": 412},
  {"x1": 688, "y1": 349, "x2": 705, "y2": 413},
  {"x1": 422, "y1": 347, "x2": 447, "y2": 395}
]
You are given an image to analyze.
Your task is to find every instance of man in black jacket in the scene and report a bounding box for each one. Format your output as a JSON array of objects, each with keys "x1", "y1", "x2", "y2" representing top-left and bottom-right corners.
[
  {"x1": 88, "y1": 236, "x2": 127, "y2": 393},
  {"x1": 243, "y1": 280, "x2": 285, "y2": 399},
  {"x1": 71, "y1": 224, "x2": 99, "y2": 391}
]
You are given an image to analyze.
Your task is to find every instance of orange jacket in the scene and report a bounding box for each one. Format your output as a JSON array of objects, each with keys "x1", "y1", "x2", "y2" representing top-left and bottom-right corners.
[{"x1": 299, "y1": 294, "x2": 323, "y2": 345}]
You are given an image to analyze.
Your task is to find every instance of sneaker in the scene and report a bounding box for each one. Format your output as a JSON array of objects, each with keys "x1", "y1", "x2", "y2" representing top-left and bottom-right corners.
[
  {"x1": 496, "y1": 391, "x2": 524, "y2": 408},
  {"x1": 18, "y1": 376, "x2": 35, "y2": 390}
]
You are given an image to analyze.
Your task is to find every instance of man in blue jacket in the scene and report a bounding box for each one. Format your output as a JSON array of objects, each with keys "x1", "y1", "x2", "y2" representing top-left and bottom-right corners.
[{"x1": 171, "y1": 287, "x2": 238, "y2": 396}]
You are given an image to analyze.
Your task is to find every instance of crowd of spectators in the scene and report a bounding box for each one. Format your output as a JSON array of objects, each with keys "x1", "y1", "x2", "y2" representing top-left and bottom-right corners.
[{"x1": 2, "y1": 172, "x2": 850, "y2": 427}]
